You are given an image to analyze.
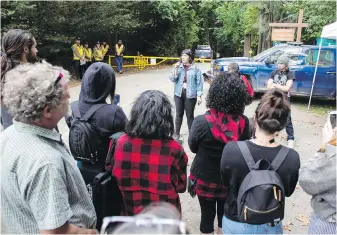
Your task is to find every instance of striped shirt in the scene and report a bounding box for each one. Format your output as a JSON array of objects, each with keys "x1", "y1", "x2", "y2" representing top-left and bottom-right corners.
[{"x1": 1, "y1": 121, "x2": 96, "y2": 233}]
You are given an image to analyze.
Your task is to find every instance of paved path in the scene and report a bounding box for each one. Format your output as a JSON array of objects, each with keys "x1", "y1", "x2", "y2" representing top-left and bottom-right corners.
[{"x1": 4, "y1": 63, "x2": 327, "y2": 234}]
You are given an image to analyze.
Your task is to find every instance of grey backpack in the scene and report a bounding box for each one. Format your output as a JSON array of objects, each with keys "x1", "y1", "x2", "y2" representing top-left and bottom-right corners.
[{"x1": 236, "y1": 141, "x2": 289, "y2": 225}]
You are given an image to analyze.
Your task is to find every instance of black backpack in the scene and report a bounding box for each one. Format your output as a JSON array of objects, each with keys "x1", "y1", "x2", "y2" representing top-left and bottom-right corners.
[
  {"x1": 89, "y1": 132, "x2": 124, "y2": 231},
  {"x1": 236, "y1": 141, "x2": 289, "y2": 225},
  {"x1": 68, "y1": 101, "x2": 109, "y2": 164}
]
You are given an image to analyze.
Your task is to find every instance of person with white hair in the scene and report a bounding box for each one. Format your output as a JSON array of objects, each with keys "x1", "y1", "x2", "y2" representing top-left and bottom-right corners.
[{"x1": 0, "y1": 62, "x2": 97, "y2": 234}]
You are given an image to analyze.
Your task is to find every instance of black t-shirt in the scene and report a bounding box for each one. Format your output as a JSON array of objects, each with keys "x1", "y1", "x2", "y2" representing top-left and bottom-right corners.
[
  {"x1": 270, "y1": 69, "x2": 295, "y2": 86},
  {"x1": 220, "y1": 140, "x2": 300, "y2": 222}
]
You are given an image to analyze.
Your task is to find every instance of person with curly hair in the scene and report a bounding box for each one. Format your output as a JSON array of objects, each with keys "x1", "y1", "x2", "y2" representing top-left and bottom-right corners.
[
  {"x1": 227, "y1": 62, "x2": 254, "y2": 105},
  {"x1": 112, "y1": 90, "x2": 188, "y2": 216},
  {"x1": 188, "y1": 73, "x2": 251, "y2": 234},
  {"x1": 1, "y1": 62, "x2": 97, "y2": 234}
]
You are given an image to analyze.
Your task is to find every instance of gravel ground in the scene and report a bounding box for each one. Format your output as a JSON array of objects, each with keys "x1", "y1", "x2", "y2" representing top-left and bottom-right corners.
[{"x1": 2, "y1": 63, "x2": 328, "y2": 234}]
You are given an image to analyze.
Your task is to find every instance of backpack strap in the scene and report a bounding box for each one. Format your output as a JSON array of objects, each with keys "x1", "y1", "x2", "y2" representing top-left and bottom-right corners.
[
  {"x1": 105, "y1": 132, "x2": 124, "y2": 169},
  {"x1": 237, "y1": 141, "x2": 256, "y2": 171},
  {"x1": 81, "y1": 103, "x2": 107, "y2": 121},
  {"x1": 271, "y1": 146, "x2": 289, "y2": 171}
]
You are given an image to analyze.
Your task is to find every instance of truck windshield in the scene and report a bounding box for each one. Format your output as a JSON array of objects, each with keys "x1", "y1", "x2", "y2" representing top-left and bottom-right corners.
[{"x1": 252, "y1": 47, "x2": 278, "y2": 61}]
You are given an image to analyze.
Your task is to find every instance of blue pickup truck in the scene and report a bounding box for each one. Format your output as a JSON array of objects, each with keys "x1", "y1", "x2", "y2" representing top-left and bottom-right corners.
[{"x1": 205, "y1": 44, "x2": 336, "y2": 99}]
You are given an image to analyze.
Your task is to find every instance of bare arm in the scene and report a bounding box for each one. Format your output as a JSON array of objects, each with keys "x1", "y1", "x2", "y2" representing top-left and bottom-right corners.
[
  {"x1": 274, "y1": 79, "x2": 294, "y2": 92},
  {"x1": 267, "y1": 78, "x2": 275, "y2": 89},
  {"x1": 41, "y1": 222, "x2": 97, "y2": 234}
]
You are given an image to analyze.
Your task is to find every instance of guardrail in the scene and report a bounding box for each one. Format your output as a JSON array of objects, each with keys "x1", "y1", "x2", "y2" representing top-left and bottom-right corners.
[{"x1": 108, "y1": 55, "x2": 211, "y2": 70}]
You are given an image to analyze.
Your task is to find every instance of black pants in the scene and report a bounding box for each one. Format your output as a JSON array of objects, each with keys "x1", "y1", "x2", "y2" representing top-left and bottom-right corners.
[
  {"x1": 174, "y1": 89, "x2": 197, "y2": 135},
  {"x1": 73, "y1": 60, "x2": 84, "y2": 80},
  {"x1": 286, "y1": 111, "x2": 294, "y2": 140},
  {"x1": 198, "y1": 196, "x2": 225, "y2": 233},
  {"x1": 84, "y1": 61, "x2": 92, "y2": 73}
]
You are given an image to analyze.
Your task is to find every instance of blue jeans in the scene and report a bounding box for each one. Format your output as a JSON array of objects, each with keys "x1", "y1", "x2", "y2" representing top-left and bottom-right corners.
[
  {"x1": 222, "y1": 216, "x2": 283, "y2": 234},
  {"x1": 115, "y1": 56, "x2": 123, "y2": 72},
  {"x1": 113, "y1": 94, "x2": 120, "y2": 105},
  {"x1": 286, "y1": 112, "x2": 294, "y2": 140}
]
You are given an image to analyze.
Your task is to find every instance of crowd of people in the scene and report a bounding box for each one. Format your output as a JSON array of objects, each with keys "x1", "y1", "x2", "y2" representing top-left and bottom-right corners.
[
  {"x1": 71, "y1": 36, "x2": 125, "y2": 80},
  {"x1": 0, "y1": 29, "x2": 336, "y2": 234}
]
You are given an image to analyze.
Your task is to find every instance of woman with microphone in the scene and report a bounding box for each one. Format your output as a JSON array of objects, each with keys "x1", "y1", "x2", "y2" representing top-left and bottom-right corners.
[{"x1": 169, "y1": 49, "x2": 203, "y2": 140}]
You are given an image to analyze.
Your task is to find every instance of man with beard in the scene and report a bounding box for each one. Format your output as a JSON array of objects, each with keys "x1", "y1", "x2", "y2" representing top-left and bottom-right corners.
[
  {"x1": 1, "y1": 29, "x2": 39, "y2": 129},
  {"x1": 1, "y1": 62, "x2": 97, "y2": 234}
]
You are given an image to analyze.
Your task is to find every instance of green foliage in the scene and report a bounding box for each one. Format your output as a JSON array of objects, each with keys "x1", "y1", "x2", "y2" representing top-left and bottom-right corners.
[
  {"x1": 284, "y1": 0, "x2": 336, "y2": 44},
  {"x1": 1, "y1": 0, "x2": 335, "y2": 66}
]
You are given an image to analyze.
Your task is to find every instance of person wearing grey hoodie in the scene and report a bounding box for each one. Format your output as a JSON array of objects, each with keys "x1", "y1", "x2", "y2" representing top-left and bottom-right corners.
[{"x1": 299, "y1": 118, "x2": 336, "y2": 234}]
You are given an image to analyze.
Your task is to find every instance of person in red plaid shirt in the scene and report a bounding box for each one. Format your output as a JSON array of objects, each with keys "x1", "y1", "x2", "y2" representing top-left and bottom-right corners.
[
  {"x1": 112, "y1": 90, "x2": 188, "y2": 216},
  {"x1": 188, "y1": 73, "x2": 251, "y2": 234}
]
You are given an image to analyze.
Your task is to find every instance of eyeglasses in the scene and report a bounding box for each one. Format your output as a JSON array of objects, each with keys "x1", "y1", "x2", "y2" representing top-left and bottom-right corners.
[
  {"x1": 54, "y1": 72, "x2": 63, "y2": 86},
  {"x1": 100, "y1": 216, "x2": 187, "y2": 234}
]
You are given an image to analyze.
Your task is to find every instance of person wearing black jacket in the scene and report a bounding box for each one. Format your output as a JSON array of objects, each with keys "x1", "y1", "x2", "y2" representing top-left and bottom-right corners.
[
  {"x1": 220, "y1": 89, "x2": 300, "y2": 234},
  {"x1": 189, "y1": 73, "x2": 250, "y2": 234},
  {"x1": 76, "y1": 62, "x2": 128, "y2": 183}
]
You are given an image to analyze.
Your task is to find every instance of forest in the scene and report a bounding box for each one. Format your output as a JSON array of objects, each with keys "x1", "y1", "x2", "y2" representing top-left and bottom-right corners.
[{"x1": 1, "y1": 0, "x2": 336, "y2": 68}]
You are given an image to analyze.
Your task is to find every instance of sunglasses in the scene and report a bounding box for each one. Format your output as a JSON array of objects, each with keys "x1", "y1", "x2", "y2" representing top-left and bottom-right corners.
[{"x1": 100, "y1": 216, "x2": 187, "y2": 234}]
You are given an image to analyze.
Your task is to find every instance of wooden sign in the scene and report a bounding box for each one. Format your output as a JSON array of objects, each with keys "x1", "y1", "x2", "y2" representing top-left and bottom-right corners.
[
  {"x1": 271, "y1": 28, "x2": 295, "y2": 42},
  {"x1": 269, "y1": 9, "x2": 309, "y2": 43}
]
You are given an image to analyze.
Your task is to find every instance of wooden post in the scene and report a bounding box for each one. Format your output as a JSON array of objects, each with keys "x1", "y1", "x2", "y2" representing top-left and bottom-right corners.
[
  {"x1": 269, "y1": 9, "x2": 309, "y2": 43},
  {"x1": 296, "y1": 9, "x2": 304, "y2": 42}
]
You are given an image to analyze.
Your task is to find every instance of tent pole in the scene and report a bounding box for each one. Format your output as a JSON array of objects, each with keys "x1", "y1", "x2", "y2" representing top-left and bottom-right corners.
[{"x1": 307, "y1": 39, "x2": 323, "y2": 111}]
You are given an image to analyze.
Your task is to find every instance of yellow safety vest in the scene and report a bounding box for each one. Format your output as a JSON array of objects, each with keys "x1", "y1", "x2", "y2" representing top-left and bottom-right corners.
[
  {"x1": 83, "y1": 48, "x2": 93, "y2": 62},
  {"x1": 102, "y1": 44, "x2": 110, "y2": 55},
  {"x1": 72, "y1": 44, "x2": 84, "y2": 60},
  {"x1": 94, "y1": 47, "x2": 103, "y2": 61},
  {"x1": 115, "y1": 44, "x2": 124, "y2": 56}
]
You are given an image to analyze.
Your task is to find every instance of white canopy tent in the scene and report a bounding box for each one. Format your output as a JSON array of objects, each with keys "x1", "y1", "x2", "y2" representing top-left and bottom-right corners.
[{"x1": 308, "y1": 21, "x2": 337, "y2": 110}]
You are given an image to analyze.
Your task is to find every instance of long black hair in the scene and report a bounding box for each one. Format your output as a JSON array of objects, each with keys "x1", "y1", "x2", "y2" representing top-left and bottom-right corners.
[
  {"x1": 126, "y1": 90, "x2": 174, "y2": 139},
  {"x1": 1, "y1": 29, "x2": 35, "y2": 81}
]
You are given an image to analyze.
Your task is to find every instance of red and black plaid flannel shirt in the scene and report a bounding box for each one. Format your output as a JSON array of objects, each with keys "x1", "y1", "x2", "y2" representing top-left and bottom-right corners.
[
  {"x1": 189, "y1": 174, "x2": 228, "y2": 199},
  {"x1": 190, "y1": 110, "x2": 245, "y2": 199},
  {"x1": 112, "y1": 134, "x2": 188, "y2": 216}
]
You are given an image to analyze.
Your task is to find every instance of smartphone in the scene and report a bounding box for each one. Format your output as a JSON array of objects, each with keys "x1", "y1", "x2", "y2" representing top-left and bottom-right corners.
[{"x1": 329, "y1": 111, "x2": 337, "y2": 128}]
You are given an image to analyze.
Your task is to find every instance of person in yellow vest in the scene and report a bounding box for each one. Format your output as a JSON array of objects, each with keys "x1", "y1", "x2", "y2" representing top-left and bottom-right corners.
[
  {"x1": 93, "y1": 41, "x2": 103, "y2": 63},
  {"x1": 115, "y1": 40, "x2": 125, "y2": 74},
  {"x1": 83, "y1": 42, "x2": 93, "y2": 72},
  {"x1": 102, "y1": 40, "x2": 110, "y2": 64},
  {"x1": 71, "y1": 36, "x2": 85, "y2": 80}
]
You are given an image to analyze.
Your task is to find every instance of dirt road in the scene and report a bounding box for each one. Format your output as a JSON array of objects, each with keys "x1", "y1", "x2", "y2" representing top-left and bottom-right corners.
[{"x1": 7, "y1": 63, "x2": 326, "y2": 234}]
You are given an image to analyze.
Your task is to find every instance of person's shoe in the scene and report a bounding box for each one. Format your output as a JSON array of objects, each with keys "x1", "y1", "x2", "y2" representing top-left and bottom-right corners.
[
  {"x1": 119, "y1": 70, "x2": 123, "y2": 74},
  {"x1": 287, "y1": 139, "x2": 295, "y2": 149}
]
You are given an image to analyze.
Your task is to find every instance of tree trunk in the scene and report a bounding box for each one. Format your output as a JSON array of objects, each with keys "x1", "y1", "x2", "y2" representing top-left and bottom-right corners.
[{"x1": 244, "y1": 34, "x2": 251, "y2": 57}]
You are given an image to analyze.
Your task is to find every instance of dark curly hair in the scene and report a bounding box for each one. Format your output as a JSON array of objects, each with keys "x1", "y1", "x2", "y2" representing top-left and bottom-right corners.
[
  {"x1": 206, "y1": 72, "x2": 247, "y2": 114},
  {"x1": 126, "y1": 90, "x2": 174, "y2": 139},
  {"x1": 254, "y1": 89, "x2": 290, "y2": 134}
]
